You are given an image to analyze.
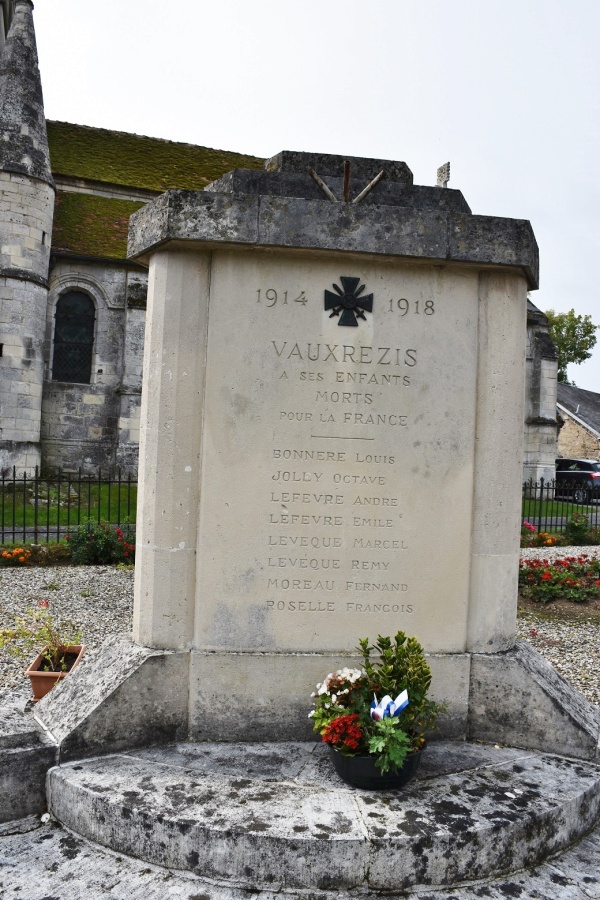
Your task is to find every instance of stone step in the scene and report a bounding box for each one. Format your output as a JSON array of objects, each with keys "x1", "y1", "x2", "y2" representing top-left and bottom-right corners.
[{"x1": 46, "y1": 740, "x2": 600, "y2": 893}]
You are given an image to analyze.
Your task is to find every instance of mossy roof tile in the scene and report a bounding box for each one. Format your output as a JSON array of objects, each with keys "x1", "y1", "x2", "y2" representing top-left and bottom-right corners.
[
  {"x1": 52, "y1": 192, "x2": 144, "y2": 259},
  {"x1": 46, "y1": 120, "x2": 264, "y2": 192}
]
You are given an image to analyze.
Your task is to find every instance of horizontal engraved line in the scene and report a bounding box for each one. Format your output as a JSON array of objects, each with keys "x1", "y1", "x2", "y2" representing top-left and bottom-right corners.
[{"x1": 310, "y1": 435, "x2": 375, "y2": 441}]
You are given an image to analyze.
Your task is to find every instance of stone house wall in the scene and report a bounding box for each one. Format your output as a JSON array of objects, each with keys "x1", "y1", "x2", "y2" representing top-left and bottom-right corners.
[{"x1": 557, "y1": 414, "x2": 600, "y2": 461}]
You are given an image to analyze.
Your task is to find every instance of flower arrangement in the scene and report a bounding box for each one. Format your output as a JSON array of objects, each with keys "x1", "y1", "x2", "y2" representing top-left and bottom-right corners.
[{"x1": 310, "y1": 631, "x2": 445, "y2": 774}]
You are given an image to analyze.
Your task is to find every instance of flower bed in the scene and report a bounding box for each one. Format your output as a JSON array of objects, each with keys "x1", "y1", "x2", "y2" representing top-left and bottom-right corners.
[{"x1": 519, "y1": 553, "x2": 600, "y2": 604}]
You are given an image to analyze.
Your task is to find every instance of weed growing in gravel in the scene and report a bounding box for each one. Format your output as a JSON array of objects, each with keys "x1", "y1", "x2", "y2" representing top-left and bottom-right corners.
[{"x1": 519, "y1": 554, "x2": 600, "y2": 604}]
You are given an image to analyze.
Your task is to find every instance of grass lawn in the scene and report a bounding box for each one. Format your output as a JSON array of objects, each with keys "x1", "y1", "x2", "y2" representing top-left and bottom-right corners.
[{"x1": 0, "y1": 482, "x2": 137, "y2": 530}]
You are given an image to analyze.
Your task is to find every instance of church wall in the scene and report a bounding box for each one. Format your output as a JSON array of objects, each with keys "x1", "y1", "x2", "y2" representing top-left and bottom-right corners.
[
  {"x1": 0, "y1": 171, "x2": 53, "y2": 279},
  {"x1": 0, "y1": 171, "x2": 54, "y2": 474},
  {"x1": 523, "y1": 319, "x2": 558, "y2": 483},
  {"x1": 40, "y1": 259, "x2": 146, "y2": 473}
]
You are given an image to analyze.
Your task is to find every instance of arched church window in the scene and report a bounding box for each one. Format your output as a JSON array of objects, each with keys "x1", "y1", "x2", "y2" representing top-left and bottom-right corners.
[{"x1": 51, "y1": 291, "x2": 95, "y2": 383}]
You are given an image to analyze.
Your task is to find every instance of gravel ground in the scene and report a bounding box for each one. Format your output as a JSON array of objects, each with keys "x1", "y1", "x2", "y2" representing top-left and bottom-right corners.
[
  {"x1": 0, "y1": 553, "x2": 598, "y2": 707},
  {"x1": 518, "y1": 545, "x2": 600, "y2": 706}
]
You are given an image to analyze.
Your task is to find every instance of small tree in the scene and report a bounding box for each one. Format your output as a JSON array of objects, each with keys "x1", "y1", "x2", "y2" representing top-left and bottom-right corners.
[{"x1": 545, "y1": 308, "x2": 597, "y2": 384}]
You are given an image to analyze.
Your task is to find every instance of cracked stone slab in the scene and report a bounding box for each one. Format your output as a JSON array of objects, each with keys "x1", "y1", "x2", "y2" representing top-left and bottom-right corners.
[
  {"x1": 46, "y1": 740, "x2": 600, "y2": 892},
  {"x1": 0, "y1": 818, "x2": 599, "y2": 899}
]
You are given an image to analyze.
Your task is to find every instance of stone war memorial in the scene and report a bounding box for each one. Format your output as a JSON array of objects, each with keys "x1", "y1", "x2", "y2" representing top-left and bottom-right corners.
[{"x1": 4, "y1": 150, "x2": 600, "y2": 893}]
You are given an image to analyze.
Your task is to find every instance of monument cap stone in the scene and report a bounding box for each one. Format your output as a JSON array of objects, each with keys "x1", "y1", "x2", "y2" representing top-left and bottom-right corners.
[
  {"x1": 128, "y1": 151, "x2": 538, "y2": 290},
  {"x1": 265, "y1": 150, "x2": 414, "y2": 184}
]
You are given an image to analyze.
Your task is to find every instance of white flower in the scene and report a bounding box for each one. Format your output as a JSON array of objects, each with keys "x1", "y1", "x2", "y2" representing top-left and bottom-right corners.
[{"x1": 331, "y1": 694, "x2": 337, "y2": 703}]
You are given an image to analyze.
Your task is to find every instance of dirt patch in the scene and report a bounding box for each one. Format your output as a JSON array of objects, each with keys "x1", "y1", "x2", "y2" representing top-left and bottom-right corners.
[{"x1": 518, "y1": 593, "x2": 600, "y2": 623}]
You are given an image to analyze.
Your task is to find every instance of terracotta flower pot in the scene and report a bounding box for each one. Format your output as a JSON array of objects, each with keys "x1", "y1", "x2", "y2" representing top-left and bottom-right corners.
[
  {"x1": 25, "y1": 644, "x2": 85, "y2": 702},
  {"x1": 328, "y1": 744, "x2": 424, "y2": 790}
]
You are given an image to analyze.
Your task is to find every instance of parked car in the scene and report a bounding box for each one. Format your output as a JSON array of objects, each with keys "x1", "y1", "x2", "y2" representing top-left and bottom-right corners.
[{"x1": 555, "y1": 458, "x2": 600, "y2": 503}]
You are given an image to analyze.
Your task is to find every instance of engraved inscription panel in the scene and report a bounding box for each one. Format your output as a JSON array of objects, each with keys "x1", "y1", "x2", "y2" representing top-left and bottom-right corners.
[{"x1": 196, "y1": 251, "x2": 479, "y2": 653}]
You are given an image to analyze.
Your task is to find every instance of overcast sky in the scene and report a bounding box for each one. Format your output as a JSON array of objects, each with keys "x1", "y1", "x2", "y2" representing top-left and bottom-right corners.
[{"x1": 33, "y1": 0, "x2": 600, "y2": 390}]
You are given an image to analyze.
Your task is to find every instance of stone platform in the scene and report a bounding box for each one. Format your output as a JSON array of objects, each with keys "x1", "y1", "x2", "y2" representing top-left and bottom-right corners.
[{"x1": 44, "y1": 740, "x2": 600, "y2": 894}]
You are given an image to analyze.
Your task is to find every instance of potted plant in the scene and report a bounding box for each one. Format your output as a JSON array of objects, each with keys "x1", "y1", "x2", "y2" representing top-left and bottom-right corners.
[
  {"x1": 309, "y1": 631, "x2": 445, "y2": 789},
  {"x1": 0, "y1": 600, "x2": 84, "y2": 702}
]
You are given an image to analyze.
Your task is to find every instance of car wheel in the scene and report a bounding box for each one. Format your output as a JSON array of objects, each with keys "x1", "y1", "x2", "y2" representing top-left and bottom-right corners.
[{"x1": 574, "y1": 486, "x2": 589, "y2": 504}]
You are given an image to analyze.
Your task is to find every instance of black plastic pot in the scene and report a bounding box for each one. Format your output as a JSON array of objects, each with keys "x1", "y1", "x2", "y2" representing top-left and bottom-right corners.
[{"x1": 328, "y1": 744, "x2": 424, "y2": 790}]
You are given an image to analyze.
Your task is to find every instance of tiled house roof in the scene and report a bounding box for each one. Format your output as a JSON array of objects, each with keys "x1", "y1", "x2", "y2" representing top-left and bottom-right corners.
[{"x1": 557, "y1": 383, "x2": 600, "y2": 438}]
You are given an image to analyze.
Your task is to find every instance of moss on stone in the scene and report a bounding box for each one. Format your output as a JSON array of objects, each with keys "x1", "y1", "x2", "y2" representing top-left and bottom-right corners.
[
  {"x1": 52, "y1": 192, "x2": 144, "y2": 259},
  {"x1": 47, "y1": 121, "x2": 264, "y2": 192}
]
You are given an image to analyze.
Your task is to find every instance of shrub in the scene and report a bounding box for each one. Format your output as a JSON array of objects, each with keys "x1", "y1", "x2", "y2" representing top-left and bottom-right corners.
[
  {"x1": 564, "y1": 513, "x2": 600, "y2": 546},
  {"x1": 66, "y1": 520, "x2": 135, "y2": 565}
]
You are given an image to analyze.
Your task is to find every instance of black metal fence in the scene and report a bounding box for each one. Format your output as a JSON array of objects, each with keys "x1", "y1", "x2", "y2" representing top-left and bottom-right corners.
[
  {"x1": 522, "y1": 478, "x2": 600, "y2": 533},
  {"x1": 0, "y1": 468, "x2": 137, "y2": 545}
]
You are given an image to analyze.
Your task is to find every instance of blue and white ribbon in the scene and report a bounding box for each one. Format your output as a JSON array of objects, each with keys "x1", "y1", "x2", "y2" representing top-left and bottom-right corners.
[{"x1": 370, "y1": 690, "x2": 409, "y2": 720}]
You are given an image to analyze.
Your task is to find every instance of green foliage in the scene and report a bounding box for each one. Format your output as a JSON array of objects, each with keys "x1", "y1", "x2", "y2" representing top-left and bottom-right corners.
[
  {"x1": 66, "y1": 521, "x2": 135, "y2": 565},
  {"x1": 0, "y1": 604, "x2": 81, "y2": 671},
  {"x1": 545, "y1": 308, "x2": 597, "y2": 384},
  {"x1": 367, "y1": 718, "x2": 412, "y2": 773},
  {"x1": 564, "y1": 513, "x2": 600, "y2": 546}
]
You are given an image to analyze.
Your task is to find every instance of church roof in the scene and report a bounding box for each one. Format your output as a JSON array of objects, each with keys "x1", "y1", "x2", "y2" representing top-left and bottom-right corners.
[
  {"x1": 47, "y1": 121, "x2": 264, "y2": 260},
  {"x1": 47, "y1": 121, "x2": 263, "y2": 194},
  {"x1": 0, "y1": 0, "x2": 53, "y2": 185},
  {"x1": 52, "y1": 192, "x2": 145, "y2": 260}
]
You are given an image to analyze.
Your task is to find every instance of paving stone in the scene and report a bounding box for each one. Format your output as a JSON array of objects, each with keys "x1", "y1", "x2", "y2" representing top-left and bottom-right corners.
[{"x1": 0, "y1": 817, "x2": 599, "y2": 899}]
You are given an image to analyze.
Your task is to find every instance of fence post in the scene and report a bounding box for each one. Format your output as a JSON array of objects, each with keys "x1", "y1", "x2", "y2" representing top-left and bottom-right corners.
[
  {"x1": 537, "y1": 477, "x2": 544, "y2": 533},
  {"x1": 33, "y1": 465, "x2": 39, "y2": 544}
]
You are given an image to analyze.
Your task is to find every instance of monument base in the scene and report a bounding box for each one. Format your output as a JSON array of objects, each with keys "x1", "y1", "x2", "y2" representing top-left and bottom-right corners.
[
  {"x1": 45, "y1": 739, "x2": 600, "y2": 892},
  {"x1": 33, "y1": 635, "x2": 600, "y2": 762}
]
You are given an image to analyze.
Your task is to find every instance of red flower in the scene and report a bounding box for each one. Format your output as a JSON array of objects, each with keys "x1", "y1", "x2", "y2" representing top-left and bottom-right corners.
[
  {"x1": 541, "y1": 573, "x2": 552, "y2": 581},
  {"x1": 322, "y1": 714, "x2": 364, "y2": 751}
]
